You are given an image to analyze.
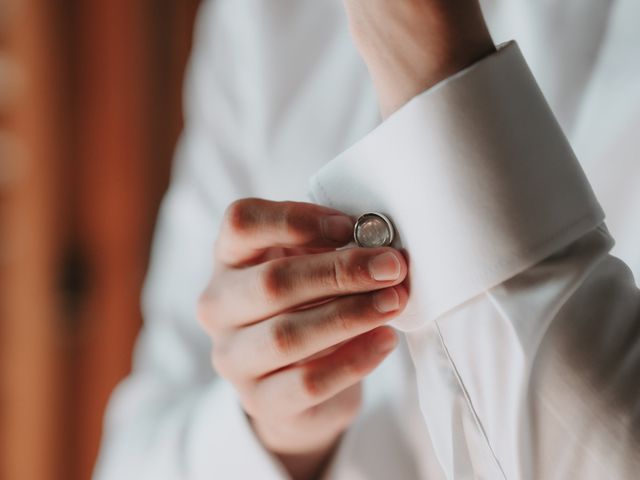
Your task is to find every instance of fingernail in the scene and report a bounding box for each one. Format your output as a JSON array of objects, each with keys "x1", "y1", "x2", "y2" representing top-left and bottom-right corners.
[
  {"x1": 375, "y1": 330, "x2": 397, "y2": 354},
  {"x1": 373, "y1": 288, "x2": 400, "y2": 313},
  {"x1": 321, "y1": 215, "x2": 353, "y2": 242},
  {"x1": 369, "y1": 252, "x2": 401, "y2": 281}
]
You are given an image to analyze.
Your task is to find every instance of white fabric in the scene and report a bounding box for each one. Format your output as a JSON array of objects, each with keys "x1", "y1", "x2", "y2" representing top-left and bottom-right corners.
[
  {"x1": 93, "y1": 1, "x2": 640, "y2": 479},
  {"x1": 310, "y1": 41, "x2": 604, "y2": 332}
]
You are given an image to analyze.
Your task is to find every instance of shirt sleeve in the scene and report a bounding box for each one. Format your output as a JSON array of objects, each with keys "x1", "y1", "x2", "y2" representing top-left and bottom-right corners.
[{"x1": 309, "y1": 41, "x2": 640, "y2": 478}]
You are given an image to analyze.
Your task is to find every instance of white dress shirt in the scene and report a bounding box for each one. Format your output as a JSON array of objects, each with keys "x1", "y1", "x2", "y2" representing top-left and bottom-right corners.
[{"x1": 93, "y1": 1, "x2": 640, "y2": 478}]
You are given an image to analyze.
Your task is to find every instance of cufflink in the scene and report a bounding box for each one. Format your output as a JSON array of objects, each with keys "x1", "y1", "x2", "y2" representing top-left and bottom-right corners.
[{"x1": 354, "y1": 213, "x2": 395, "y2": 248}]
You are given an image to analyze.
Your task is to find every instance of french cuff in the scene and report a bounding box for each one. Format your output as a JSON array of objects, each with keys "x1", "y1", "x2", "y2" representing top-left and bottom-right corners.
[
  {"x1": 187, "y1": 381, "x2": 290, "y2": 480},
  {"x1": 309, "y1": 41, "x2": 604, "y2": 332}
]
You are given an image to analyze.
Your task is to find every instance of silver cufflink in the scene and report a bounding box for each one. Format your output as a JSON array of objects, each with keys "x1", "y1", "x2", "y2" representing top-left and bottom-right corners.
[{"x1": 354, "y1": 213, "x2": 395, "y2": 248}]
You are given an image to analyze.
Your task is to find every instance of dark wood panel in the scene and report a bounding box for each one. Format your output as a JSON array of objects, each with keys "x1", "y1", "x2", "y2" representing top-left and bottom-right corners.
[
  {"x1": 1, "y1": 1, "x2": 67, "y2": 479},
  {"x1": 69, "y1": 2, "x2": 200, "y2": 479},
  {"x1": 1, "y1": 1, "x2": 200, "y2": 479}
]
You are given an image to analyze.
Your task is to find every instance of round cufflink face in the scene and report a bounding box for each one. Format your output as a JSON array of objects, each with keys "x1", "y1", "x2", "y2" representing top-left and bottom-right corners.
[{"x1": 354, "y1": 213, "x2": 395, "y2": 248}]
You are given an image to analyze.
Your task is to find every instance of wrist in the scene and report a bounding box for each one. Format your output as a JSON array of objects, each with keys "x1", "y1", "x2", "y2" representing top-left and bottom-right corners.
[
  {"x1": 251, "y1": 416, "x2": 341, "y2": 480},
  {"x1": 271, "y1": 445, "x2": 339, "y2": 480},
  {"x1": 343, "y1": 0, "x2": 495, "y2": 117}
]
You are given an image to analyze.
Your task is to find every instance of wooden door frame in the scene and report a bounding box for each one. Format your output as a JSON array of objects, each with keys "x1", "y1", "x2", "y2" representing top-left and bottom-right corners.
[{"x1": 1, "y1": 1, "x2": 200, "y2": 479}]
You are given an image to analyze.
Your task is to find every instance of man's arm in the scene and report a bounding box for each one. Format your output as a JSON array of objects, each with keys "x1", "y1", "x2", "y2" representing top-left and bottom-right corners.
[{"x1": 311, "y1": 1, "x2": 640, "y2": 476}]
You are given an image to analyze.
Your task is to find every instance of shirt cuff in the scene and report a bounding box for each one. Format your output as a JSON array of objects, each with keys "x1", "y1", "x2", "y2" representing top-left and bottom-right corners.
[
  {"x1": 309, "y1": 41, "x2": 604, "y2": 332},
  {"x1": 186, "y1": 381, "x2": 290, "y2": 480}
]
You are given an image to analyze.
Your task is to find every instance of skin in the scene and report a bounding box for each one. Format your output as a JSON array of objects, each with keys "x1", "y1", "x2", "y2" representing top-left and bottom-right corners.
[
  {"x1": 198, "y1": 2, "x2": 496, "y2": 479},
  {"x1": 343, "y1": 0, "x2": 495, "y2": 117},
  {"x1": 199, "y1": 199, "x2": 409, "y2": 479}
]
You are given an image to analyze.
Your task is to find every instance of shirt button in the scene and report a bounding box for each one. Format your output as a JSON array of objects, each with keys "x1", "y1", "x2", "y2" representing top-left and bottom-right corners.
[{"x1": 354, "y1": 213, "x2": 395, "y2": 248}]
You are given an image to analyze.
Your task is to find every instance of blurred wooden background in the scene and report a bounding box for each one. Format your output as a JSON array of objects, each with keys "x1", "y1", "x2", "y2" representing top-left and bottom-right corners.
[{"x1": 0, "y1": 1, "x2": 201, "y2": 479}]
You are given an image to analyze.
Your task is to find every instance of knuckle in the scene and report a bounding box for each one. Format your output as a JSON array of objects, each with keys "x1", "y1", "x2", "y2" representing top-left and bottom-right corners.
[
  {"x1": 328, "y1": 303, "x2": 355, "y2": 333},
  {"x1": 300, "y1": 369, "x2": 325, "y2": 402},
  {"x1": 269, "y1": 317, "x2": 301, "y2": 358},
  {"x1": 224, "y1": 198, "x2": 257, "y2": 235},
  {"x1": 210, "y1": 347, "x2": 234, "y2": 379},
  {"x1": 331, "y1": 295, "x2": 373, "y2": 332},
  {"x1": 197, "y1": 282, "x2": 230, "y2": 335},
  {"x1": 331, "y1": 352, "x2": 365, "y2": 382},
  {"x1": 329, "y1": 253, "x2": 353, "y2": 291},
  {"x1": 237, "y1": 389, "x2": 261, "y2": 418},
  {"x1": 257, "y1": 262, "x2": 291, "y2": 303},
  {"x1": 281, "y1": 203, "x2": 312, "y2": 242},
  {"x1": 328, "y1": 249, "x2": 368, "y2": 291},
  {"x1": 338, "y1": 356, "x2": 362, "y2": 378},
  {"x1": 196, "y1": 289, "x2": 219, "y2": 333}
]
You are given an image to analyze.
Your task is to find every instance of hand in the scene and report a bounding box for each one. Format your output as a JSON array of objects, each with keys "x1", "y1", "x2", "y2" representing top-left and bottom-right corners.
[
  {"x1": 342, "y1": 0, "x2": 495, "y2": 116},
  {"x1": 198, "y1": 199, "x2": 409, "y2": 480}
]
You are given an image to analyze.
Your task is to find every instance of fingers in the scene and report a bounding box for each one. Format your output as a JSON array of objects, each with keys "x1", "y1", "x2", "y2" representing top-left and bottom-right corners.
[
  {"x1": 244, "y1": 327, "x2": 397, "y2": 418},
  {"x1": 215, "y1": 198, "x2": 354, "y2": 266},
  {"x1": 199, "y1": 247, "x2": 408, "y2": 330},
  {"x1": 218, "y1": 285, "x2": 408, "y2": 378}
]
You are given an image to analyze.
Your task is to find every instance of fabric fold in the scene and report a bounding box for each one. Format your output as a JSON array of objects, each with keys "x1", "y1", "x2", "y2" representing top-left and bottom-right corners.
[{"x1": 309, "y1": 41, "x2": 604, "y2": 331}]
